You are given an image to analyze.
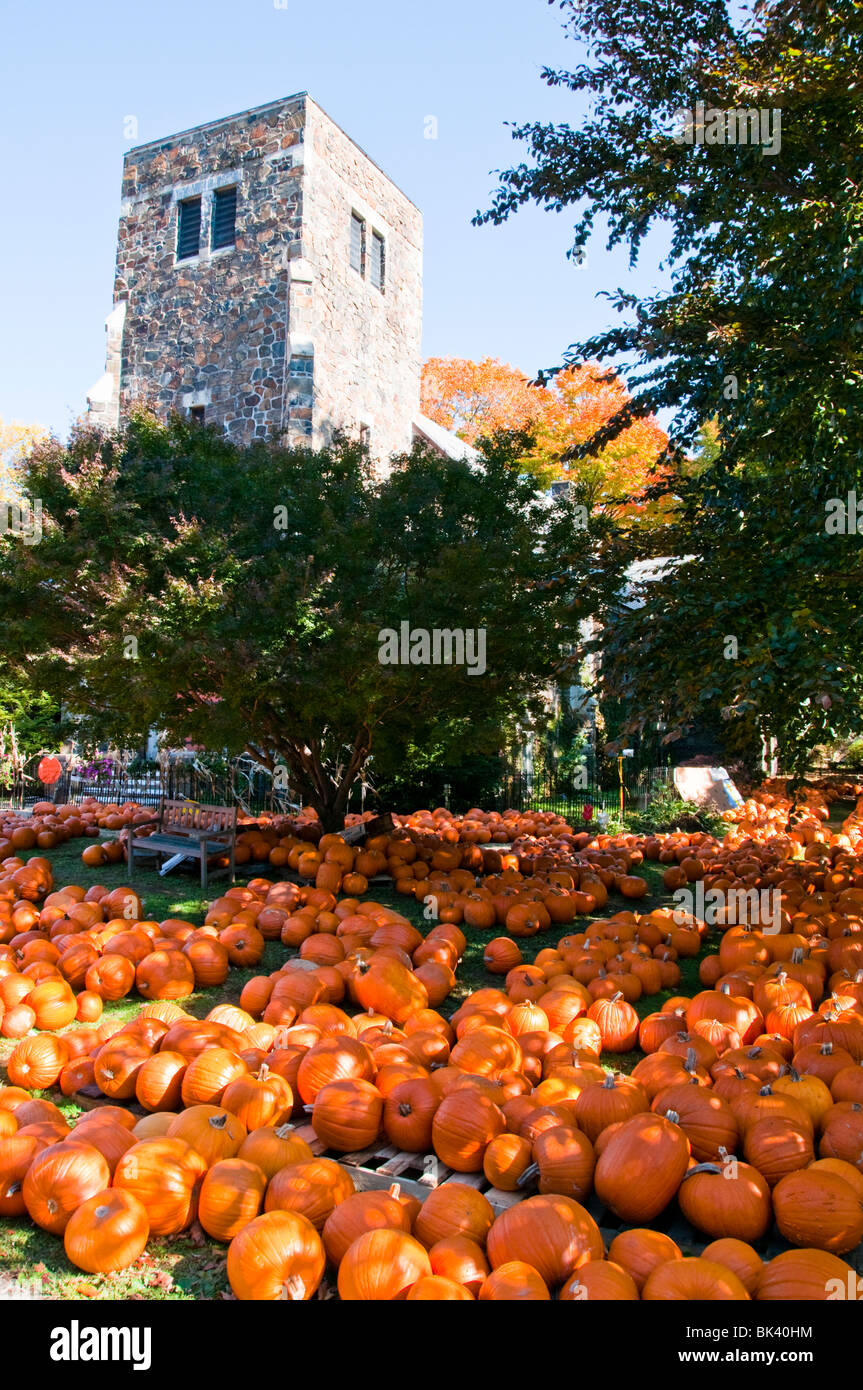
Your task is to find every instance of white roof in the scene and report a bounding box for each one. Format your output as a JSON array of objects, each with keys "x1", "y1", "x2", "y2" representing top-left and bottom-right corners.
[{"x1": 413, "y1": 414, "x2": 481, "y2": 463}]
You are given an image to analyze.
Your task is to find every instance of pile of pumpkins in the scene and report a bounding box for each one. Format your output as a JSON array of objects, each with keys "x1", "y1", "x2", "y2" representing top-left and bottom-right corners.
[
  {"x1": 2, "y1": 917, "x2": 863, "y2": 1297},
  {"x1": 0, "y1": 868, "x2": 284, "y2": 1038}
]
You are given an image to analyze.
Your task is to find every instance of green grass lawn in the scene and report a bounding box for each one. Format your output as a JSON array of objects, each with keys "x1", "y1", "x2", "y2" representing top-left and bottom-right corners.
[{"x1": 0, "y1": 833, "x2": 709, "y2": 1299}]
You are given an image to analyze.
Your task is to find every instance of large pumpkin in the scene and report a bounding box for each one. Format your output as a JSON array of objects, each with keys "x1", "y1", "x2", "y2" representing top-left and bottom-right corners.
[
  {"x1": 312, "y1": 1078, "x2": 383, "y2": 1152},
  {"x1": 22, "y1": 1141, "x2": 111, "y2": 1235},
  {"x1": 524, "y1": 1124, "x2": 595, "y2": 1202},
  {"x1": 264, "y1": 1158, "x2": 355, "y2": 1229},
  {"x1": 560, "y1": 1260, "x2": 639, "y2": 1301},
  {"x1": 642, "y1": 1256, "x2": 750, "y2": 1300},
  {"x1": 771, "y1": 1169, "x2": 863, "y2": 1253},
  {"x1": 486, "y1": 1193, "x2": 603, "y2": 1288},
  {"x1": 338, "y1": 1228, "x2": 432, "y2": 1300},
  {"x1": 606, "y1": 1228, "x2": 683, "y2": 1292},
  {"x1": 757, "y1": 1248, "x2": 857, "y2": 1300},
  {"x1": 322, "y1": 1188, "x2": 411, "y2": 1266},
  {"x1": 594, "y1": 1113, "x2": 690, "y2": 1221},
  {"x1": 113, "y1": 1137, "x2": 207, "y2": 1236},
  {"x1": 226, "y1": 1210, "x2": 325, "y2": 1300},
  {"x1": 167, "y1": 1106, "x2": 247, "y2": 1167},
  {"x1": 677, "y1": 1159, "x2": 772, "y2": 1242},
  {"x1": 198, "y1": 1159, "x2": 268, "y2": 1242},
  {"x1": 353, "y1": 957, "x2": 428, "y2": 1025},
  {"x1": 413, "y1": 1183, "x2": 495, "y2": 1248},
  {"x1": 431, "y1": 1091, "x2": 505, "y2": 1172},
  {"x1": 296, "y1": 1036, "x2": 375, "y2": 1105},
  {"x1": 64, "y1": 1190, "x2": 150, "y2": 1273}
]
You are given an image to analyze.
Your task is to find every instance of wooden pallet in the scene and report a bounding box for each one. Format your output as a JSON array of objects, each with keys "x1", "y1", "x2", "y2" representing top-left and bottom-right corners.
[{"x1": 64, "y1": 1095, "x2": 863, "y2": 1273}]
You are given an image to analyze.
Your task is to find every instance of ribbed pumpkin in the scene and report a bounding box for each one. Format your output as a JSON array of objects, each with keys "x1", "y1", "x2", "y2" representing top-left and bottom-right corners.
[
  {"x1": 352, "y1": 956, "x2": 428, "y2": 1025},
  {"x1": 296, "y1": 1035, "x2": 375, "y2": 1105},
  {"x1": 197, "y1": 1159, "x2": 268, "y2": 1242},
  {"x1": 642, "y1": 1256, "x2": 750, "y2": 1300},
  {"x1": 237, "y1": 1125, "x2": 314, "y2": 1179},
  {"x1": 407, "y1": 1275, "x2": 474, "y2": 1300},
  {"x1": 701, "y1": 1238, "x2": 764, "y2": 1297},
  {"x1": 66, "y1": 1118, "x2": 136, "y2": 1176},
  {"x1": 772, "y1": 1168, "x2": 863, "y2": 1253},
  {"x1": 64, "y1": 1189, "x2": 150, "y2": 1273},
  {"x1": 606, "y1": 1229, "x2": 683, "y2": 1292},
  {"x1": 431, "y1": 1091, "x2": 505, "y2": 1172},
  {"x1": 6, "y1": 1035, "x2": 69, "y2": 1090},
  {"x1": 428, "y1": 1235, "x2": 489, "y2": 1295},
  {"x1": 226, "y1": 1210, "x2": 325, "y2": 1300},
  {"x1": 180, "y1": 1048, "x2": 248, "y2": 1107},
  {"x1": 93, "y1": 1038, "x2": 152, "y2": 1100},
  {"x1": 322, "y1": 1186, "x2": 411, "y2": 1266},
  {"x1": 482, "y1": 1133, "x2": 532, "y2": 1191},
  {"x1": 167, "y1": 1105, "x2": 247, "y2": 1166},
  {"x1": 486, "y1": 1193, "x2": 603, "y2": 1288},
  {"x1": 586, "y1": 992, "x2": 639, "y2": 1051},
  {"x1": 743, "y1": 1116, "x2": 814, "y2": 1187},
  {"x1": 560, "y1": 1260, "x2": 639, "y2": 1301},
  {"x1": 819, "y1": 1101, "x2": 863, "y2": 1165},
  {"x1": 113, "y1": 1138, "x2": 207, "y2": 1236},
  {"x1": 220, "y1": 1067, "x2": 293, "y2": 1130},
  {"x1": 23, "y1": 1141, "x2": 111, "y2": 1235},
  {"x1": 0, "y1": 1134, "x2": 49, "y2": 1216},
  {"x1": 414, "y1": 1183, "x2": 495, "y2": 1248},
  {"x1": 312, "y1": 1078, "x2": 383, "y2": 1152},
  {"x1": 383, "y1": 1078, "x2": 440, "y2": 1152},
  {"x1": 478, "y1": 1262, "x2": 550, "y2": 1300},
  {"x1": 757, "y1": 1248, "x2": 857, "y2": 1300},
  {"x1": 651, "y1": 1084, "x2": 739, "y2": 1162},
  {"x1": 135, "y1": 1051, "x2": 187, "y2": 1112},
  {"x1": 264, "y1": 1158, "x2": 355, "y2": 1229},
  {"x1": 594, "y1": 1113, "x2": 690, "y2": 1221},
  {"x1": 338, "y1": 1228, "x2": 432, "y2": 1300},
  {"x1": 522, "y1": 1124, "x2": 595, "y2": 1201},
  {"x1": 574, "y1": 1072, "x2": 648, "y2": 1144},
  {"x1": 449, "y1": 1025, "x2": 523, "y2": 1078},
  {"x1": 677, "y1": 1158, "x2": 772, "y2": 1241}
]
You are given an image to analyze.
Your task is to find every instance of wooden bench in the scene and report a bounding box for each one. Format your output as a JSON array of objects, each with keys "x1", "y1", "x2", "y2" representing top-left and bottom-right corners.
[{"x1": 127, "y1": 799, "x2": 237, "y2": 890}]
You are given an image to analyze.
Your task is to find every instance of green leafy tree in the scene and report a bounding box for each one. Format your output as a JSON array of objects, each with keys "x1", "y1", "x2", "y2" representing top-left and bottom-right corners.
[
  {"x1": 477, "y1": 0, "x2": 863, "y2": 770},
  {"x1": 1, "y1": 415, "x2": 604, "y2": 828}
]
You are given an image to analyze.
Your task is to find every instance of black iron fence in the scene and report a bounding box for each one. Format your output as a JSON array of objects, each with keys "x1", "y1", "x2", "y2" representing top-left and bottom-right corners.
[
  {"x1": 0, "y1": 762, "x2": 284, "y2": 817},
  {"x1": 2, "y1": 751, "x2": 678, "y2": 824}
]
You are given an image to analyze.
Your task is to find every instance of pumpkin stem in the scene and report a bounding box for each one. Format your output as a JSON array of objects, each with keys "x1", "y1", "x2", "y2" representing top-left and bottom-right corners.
[
  {"x1": 517, "y1": 1162, "x2": 540, "y2": 1189},
  {"x1": 209, "y1": 1113, "x2": 229, "y2": 1130},
  {"x1": 791, "y1": 948, "x2": 804, "y2": 964},
  {"x1": 684, "y1": 1047, "x2": 698, "y2": 1072},
  {"x1": 274, "y1": 1123, "x2": 294, "y2": 1138},
  {"x1": 281, "y1": 1275, "x2": 306, "y2": 1301},
  {"x1": 680, "y1": 1162, "x2": 722, "y2": 1180}
]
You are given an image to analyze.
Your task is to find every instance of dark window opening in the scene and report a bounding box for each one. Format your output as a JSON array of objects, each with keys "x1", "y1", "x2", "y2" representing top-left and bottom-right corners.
[
  {"x1": 370, "y1": 231, "x2": 385, "y2": 291},
  {"x1": 350, "y1": 212, "x2": 365, "y2": 274},
  {"x1": 212, "y1": 186, "x2": 238, "y2": 250},
  {"x1": 177, "y1": 197, "x2": 202, "y2": 260},
  {"x1": 189, "y1": 406, "x2": 206, "y2": 425},
  {"x1": 359, "y1": 423, "x2": 371, "y2": 449}
]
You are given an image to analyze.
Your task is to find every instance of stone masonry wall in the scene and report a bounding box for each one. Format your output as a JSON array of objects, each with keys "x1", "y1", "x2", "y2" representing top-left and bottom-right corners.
[
  {"x1": 302, "y1": 99, "x2": 423, "y2": 459},
  {"x1": 112, "y1": 95, "x2": 306, "y2": 444},
  {"x1": 100, "y1": 93, "x2": 423, "y2": 460}
]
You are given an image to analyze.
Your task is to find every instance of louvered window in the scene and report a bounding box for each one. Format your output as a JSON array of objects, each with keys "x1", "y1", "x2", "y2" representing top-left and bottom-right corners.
[
  {"x1": 177, "y1": 197, "x2": 202, "y2": 260},
  {"x1": 212, "y1": 186, "x2": 237, "y2": 249},
  {"x1": 370, "y1": 231, "x2": 385, "y2": 291},
  {"x1": 350, "y1": 212, "x2": 365, "y2": 274}
]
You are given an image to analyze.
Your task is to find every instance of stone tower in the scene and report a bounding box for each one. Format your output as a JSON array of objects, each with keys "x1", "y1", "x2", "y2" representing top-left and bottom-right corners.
[{"x1": 88, "y1": 93, "x2": 424, "y2": 459}]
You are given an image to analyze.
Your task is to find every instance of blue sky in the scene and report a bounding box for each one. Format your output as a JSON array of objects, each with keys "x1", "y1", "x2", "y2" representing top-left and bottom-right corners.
[{"x1": 0, "y1": 0, "x2": 671, "y2": 439}]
